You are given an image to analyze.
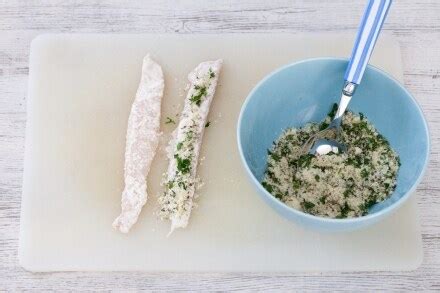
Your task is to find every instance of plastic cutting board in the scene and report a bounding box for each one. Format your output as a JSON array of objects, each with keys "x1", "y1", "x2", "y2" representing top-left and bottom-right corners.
[{"x1": 19, "y1": 34, "x2": 422, "y2": 272}]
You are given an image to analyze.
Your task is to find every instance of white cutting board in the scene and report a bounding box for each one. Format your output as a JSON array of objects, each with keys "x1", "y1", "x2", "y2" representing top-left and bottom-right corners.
[{"x1": 19, "y1": 34, "x2": 422, "y2": 272}]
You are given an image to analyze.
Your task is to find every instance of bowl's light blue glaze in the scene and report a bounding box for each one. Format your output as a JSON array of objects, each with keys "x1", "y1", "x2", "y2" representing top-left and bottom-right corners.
[{"x1": 237, "y1": 58, "x2": 430, "y2": 232}]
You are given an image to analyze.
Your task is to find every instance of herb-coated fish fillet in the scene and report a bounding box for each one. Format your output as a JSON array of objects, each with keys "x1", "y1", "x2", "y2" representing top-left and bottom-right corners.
[{"x1": 159, "y1": 59, "x2": 223, "y2": 234}]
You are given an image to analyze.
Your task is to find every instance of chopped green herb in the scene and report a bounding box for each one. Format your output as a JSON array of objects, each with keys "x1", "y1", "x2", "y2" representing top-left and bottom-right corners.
[
  {"x1": 177, "y1": 181, "x2": 187, "y2": 190},
  {"x1": 208, "y1": 68, "x2": 215, "y2": 78},
  {"x1": 292, "y1": 178, "x2": 301, "y2": 190},
  {"x1": 262, "y1": 181, "x2": 274, "y2": 193},
  {"x1": 166, "y1": 181, "x2": 174, "y2": 189},
  {"x1": 275, "y1": 193, "x2": 283, "y2": 200},
  {"x1": 174, "y1": 154, "x2": 191, "y2": 174},
  {"x1": 337, "y1": 202, "x2": 352, "y2": 218},
  {"x1": 343, "y1": 189, "x2": 352, "y2": 198},
  {"x1": 319, "y1": 122, "x2": 329, "y2": 131},
  {"x1": 346, "y1": 155, "x2": 363, "y2": 168},
  {"x1": 297, "y1": 154, "x2": 314, "y2": 168},
  {"x1": 268, "y1": 150, "x2": 281, "y2": 162},
  {"x1": 359, "y1": 195, "x2": 377, "y2": 215},
  {"x1": 176, "y1": 142, "x2": 183, "y2": 151},
  {"x1": 280, "y1": 143, "x2": 291, "y2": 156},
  {"x1": 302, "y1": 201, "x2": 315, "y2": 211},
  {"x1": 360, "y1": 169, "x2": 369, "y2": 178},
  {"x1": 165, "y1": 117, "x2": 176, "y2": 124},
  {"x1": 285, "y1": 134, "x2": 294, "y2": 141},
  {"x1": 205, "y1": 121, "x2": 211, "y2": 128},
  {"x1": 190, "y1": 85, "x2": 207, "y2": 106}
]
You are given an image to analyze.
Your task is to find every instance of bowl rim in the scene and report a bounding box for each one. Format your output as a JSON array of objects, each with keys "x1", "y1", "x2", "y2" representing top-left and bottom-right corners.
[{"x1": 237, "y1": 57, "x2": 431, "y2": 224}]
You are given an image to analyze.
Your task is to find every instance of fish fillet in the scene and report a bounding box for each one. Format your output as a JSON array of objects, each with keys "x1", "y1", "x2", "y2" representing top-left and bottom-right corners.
[
  {"x1": 159, "y1": 59, "x2": 223, "y2": 234},
  {"x1": 113, "y1": 55, "x2": 164, "y2": 233}
]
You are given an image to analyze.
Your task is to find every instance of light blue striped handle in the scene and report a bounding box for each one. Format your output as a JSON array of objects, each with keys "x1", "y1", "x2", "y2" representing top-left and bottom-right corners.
[{"x1": 345, "y1": 0, "x2": 392, "y2": 85}]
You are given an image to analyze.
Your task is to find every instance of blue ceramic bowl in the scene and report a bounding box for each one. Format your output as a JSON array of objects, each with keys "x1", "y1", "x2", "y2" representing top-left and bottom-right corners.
[{"x1": 237, "y1": 58, "x2": 430, "y2": 232}]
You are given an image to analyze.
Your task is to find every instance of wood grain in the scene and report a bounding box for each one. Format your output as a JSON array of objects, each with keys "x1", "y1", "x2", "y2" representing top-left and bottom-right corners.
[{"x1": 0, "y1": 0, "x2": 439, "y2": 291}]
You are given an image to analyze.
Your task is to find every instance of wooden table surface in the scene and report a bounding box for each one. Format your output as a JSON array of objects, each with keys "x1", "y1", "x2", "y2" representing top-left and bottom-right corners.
[{"x1": 1, "y1": 1, "x2": 439, "y2": 291}]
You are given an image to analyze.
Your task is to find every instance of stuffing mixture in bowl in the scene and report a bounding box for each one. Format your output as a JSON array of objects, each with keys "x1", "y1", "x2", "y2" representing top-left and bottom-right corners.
[{"x1": 262, "y1": 105, "x2": 400, "y2": 219}]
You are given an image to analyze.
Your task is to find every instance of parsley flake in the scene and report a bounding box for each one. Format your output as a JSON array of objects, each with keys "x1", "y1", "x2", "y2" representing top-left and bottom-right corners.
[
  {"x1": 174, "y1": 154, "x2": 191, "y2": 174},
  {"x1": 165, "y1": 117, "x2": 176, "y2": 124},
  {"x1": 209, "y1": 68, "x2": 215, "y2": 78},
  {"x1": 190, "y1": 85, "x2": 207, "y2": 106},
  {"x1": 176, "y1": 142, "x2": 183, "y2": 151}
]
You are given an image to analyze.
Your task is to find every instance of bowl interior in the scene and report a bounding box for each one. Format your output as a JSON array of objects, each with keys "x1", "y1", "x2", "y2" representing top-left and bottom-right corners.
[{"x1": 238, "y1": 58, "x2": 429, "y2": 216}]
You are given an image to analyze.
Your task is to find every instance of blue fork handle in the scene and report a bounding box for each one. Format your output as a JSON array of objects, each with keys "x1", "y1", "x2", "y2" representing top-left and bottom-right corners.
[{"x1": 344, "y1": 0, "x2": 392, "y2": 85}]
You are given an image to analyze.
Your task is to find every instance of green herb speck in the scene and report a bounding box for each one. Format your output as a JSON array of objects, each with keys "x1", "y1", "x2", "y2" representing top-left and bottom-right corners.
[
  {"x1": 174, "y1": 154, "x2": 191, "y2": 174},
  {"x1": 262, "y1": 181, "x2": 274, "y2": 193},
  {"x1": 190, "y1": 85, "x2": 207, "y2": 106},
  {"x1": 319, "y1": 122, "x2": 329, "y2": 131},
  {"x1": 209, "y1": 68, "x2": 215, "y2": 78},
  {"x1": 165, "y1": 117, "x2": 176, "y2": 124},
  {"x1": 297, "y1": 154, "x2": 314, "y2": 168},
  {"x1": 302, "y1": 201, "x2": 315, "y2": 211},
  {"x1": 292, "y1": 179, "x2": 301, "y2": 190},
  {"x1": 337, "y1": 202, "x2": 352, "y2": 218},
  {"x1": 360, "y1": 169, "x2": 369, "y2": 178},
  {"x1": 166, "y1": 181, "x2": 174, "y2": 189}
]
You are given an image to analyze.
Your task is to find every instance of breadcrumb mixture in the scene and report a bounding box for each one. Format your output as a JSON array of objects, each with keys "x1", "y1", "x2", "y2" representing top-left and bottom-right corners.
[{"x1": 262, "y1": 105, "x2": 400, "y2": 219}]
